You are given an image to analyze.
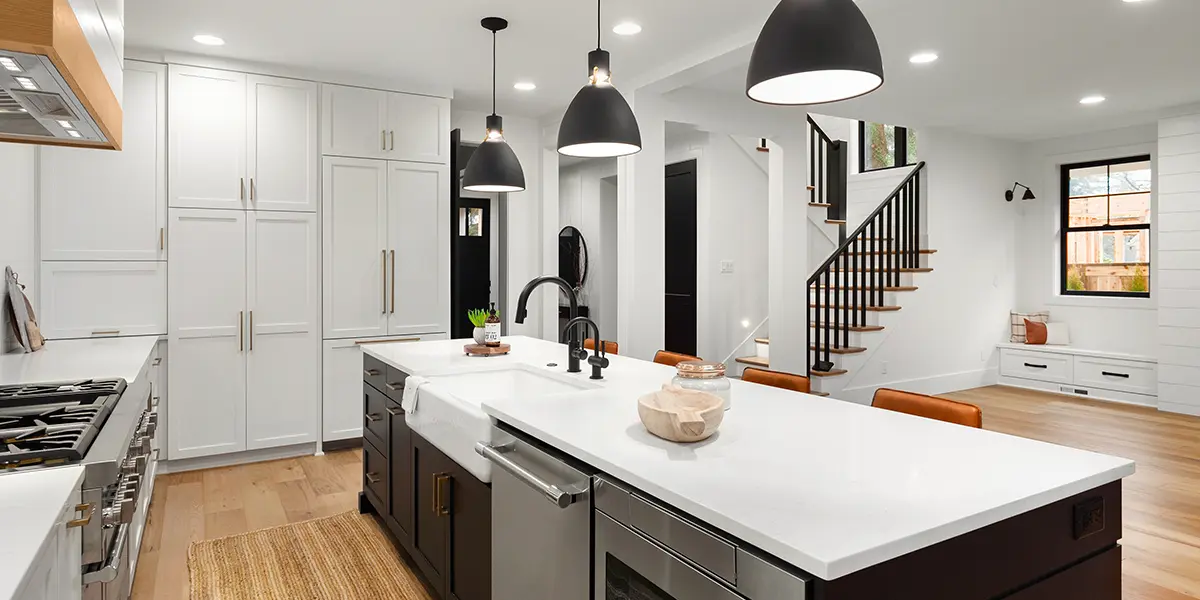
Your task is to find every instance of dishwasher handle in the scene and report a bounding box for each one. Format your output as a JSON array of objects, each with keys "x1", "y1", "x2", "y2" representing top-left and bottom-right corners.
[{"x1": 476, "y1": 442, "x2": 580, "y2": 509}]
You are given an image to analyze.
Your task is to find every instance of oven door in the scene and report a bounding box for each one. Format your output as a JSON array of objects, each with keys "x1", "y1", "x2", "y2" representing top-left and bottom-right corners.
[{"x1": 595, "y1": 511, "x2": 745, "y2": 600}]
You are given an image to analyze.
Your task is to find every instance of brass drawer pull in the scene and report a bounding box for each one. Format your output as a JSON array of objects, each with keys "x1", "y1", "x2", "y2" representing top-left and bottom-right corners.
[
  {"x1": 390, "y1": 249, "x2": 396, "y2": 314},
  {"x1": 436, "y1": 474, "x2": 451, "y2": 516},
  {"x1": 385, "y1": 406, "x2": 402, "y2": 417},
  {"x1": 365, "y1": 472, "x2": 381, "y2": 484},
  {"x1": 363, "y1": 369, "x2": 381, "y2": 377},
  {"x1": 356, "y1": 337, "x2": 421, "y2": 346},
  {"x1": 385, "y1": 382, "x2": 403, "y2": 392},
  {"x1": 365, "y1": 413, "x2": 382, "y2": 422},
  {"x1": 381, "y1": 249, "x2": 388, "y2": 314},
  {"x1": 91, "y1": 330, "x2": 120, "y2": 336},
  {"x1": 66, "y1": 503, "x2": 95, "y2": 528}
]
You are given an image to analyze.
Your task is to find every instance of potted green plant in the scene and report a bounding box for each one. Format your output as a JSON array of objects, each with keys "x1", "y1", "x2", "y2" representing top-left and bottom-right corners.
[{"x1": 468, "y1": 308, "x2": 489, "y2": 344}]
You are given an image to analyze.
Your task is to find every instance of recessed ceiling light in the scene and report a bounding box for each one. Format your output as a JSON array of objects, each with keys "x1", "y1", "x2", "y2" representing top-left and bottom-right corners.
[
  {"x1": 56, "y1": 120, "x2": 74, "y2": 129},
  {"x1": 0, "y1": 56, "x2": 22, "y2": 72},
  {"x1": 66, "y1": 130, "x2": 82, "y2": 138},
  {"x1": 909, "y1": 52, "x2": 939, "y2": 64},
  {"x1": 612, "y1": 22, "x2": 642, "y2": 36},
  {"x1": 1080, "y1": 95, "x2": 1106, "y2": 105},
  {"x1": 513, "y1": 82, "x2": 536, "y2": 91},
  {"x1": 13, "y1": 76, "x2": 37, "y2": 90},
  {"x1": 193, "y1": 34, "x2": 225, "y2": 46},
  {"x1": 1122, "y1": 0, "x2": 1149, "y2": 3}
]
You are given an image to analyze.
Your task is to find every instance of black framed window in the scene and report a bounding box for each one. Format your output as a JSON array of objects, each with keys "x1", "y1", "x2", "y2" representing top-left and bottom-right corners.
[
  {"x1": 859, "y1": 121, "x2": 917, "y2": 172},
  {"x1": 1061, "y1": 155, "x2": 1152, "y2": 297}
]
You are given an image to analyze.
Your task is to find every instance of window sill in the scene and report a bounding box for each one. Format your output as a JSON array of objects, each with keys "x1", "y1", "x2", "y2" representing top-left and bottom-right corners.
[
  {"x1": 852, "y1": 168, "x2": 912, "y2": 184},
  {"x1": 1045, "y1": 294, "x2": 1156, "y2": 311}
]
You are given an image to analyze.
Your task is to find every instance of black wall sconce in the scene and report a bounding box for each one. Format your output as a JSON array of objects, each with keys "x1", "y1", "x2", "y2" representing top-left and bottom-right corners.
[{"x1": 1006, "y1": 182, "x2": 1035, "y2": 202}]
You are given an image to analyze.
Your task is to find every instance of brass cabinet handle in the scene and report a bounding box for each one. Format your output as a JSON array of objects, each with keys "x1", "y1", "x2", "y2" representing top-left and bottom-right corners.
[
  {"x1": 66, "y1": 503, "x2": 95, "y2": 529},
  {"x1": 385, "y1": 382, "x2": 403, "y2": 392},
  {"x1": 363, "y1": 369, "x2": 381, "y2": 376},
  {"x1": 91, "y1": 330, "x2": 121, "y2": 336},
  {"x1": 365, "y1": 472, "x2": 381, "y2": 484},
  {"x1": 435, "y1": 474, "x2": 451, "y2": 516},
  {"x1": 385, "y1": 406, "x2": 402, "y2": 417},
  {"x1": 152, "y1": 357, "x2": 162, "y2": 367},
  {"x1": 250, "y1": 178, "x2": 256, "y2": 201},
  {"x1": 390, "y1": 250, "x2": 396, "y2": 314},
  {"x1": 365, "y1": 413, "x2": 382, "y2": 422},
  {"x1": 381, "y1": 250, "x2": 387, "y2": 314},
  {"x1": 355, "y1": 337, "x2": 420, "y2": 346},
  {"x1": 382, "y1": 130, "x2": 387, "y2": 151},
  {"x1": 159, "y1": 228, "x2": 165, "y2": 251},
  {"x1": 249, "y1": 310, "x2": 254, "y2": 351},
  {"x1": 238, "y1": 311, "x2": 244, "y2": 352},
  {"x1": 390, "y1": 130, "x2": 395, "y2": 151},
  {"x1": 240, "y1": 177, "x2": 245, "y2": 201}
]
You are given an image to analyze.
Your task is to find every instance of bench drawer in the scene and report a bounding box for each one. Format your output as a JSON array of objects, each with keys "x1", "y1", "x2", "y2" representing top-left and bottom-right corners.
[
  {"x1": 1074, "y1": 356, "x2": 1156, "y2": 396},
  {"x1": 1000, "y1": 349, "x2": 1073, "y2": 384}
]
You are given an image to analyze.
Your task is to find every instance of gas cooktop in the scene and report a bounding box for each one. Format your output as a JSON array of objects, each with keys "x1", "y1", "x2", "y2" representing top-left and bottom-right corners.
[{"x1": 0, "y1": 379, "x2": 126, "y2": 469}]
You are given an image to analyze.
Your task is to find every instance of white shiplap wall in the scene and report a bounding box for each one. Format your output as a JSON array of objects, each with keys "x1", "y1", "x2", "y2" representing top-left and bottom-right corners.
[{"x1": 1158, "y1": 114, "x2": 1200, "y2": 415}]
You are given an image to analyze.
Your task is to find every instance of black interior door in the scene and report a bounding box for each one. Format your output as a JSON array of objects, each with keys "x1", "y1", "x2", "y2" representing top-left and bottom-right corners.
[
  {"x1": 451, "y1": 197, "x2": 491, "y2": 339},
  {"x1": 664, "y1": 160, "x2": 697, "y2": 356}
]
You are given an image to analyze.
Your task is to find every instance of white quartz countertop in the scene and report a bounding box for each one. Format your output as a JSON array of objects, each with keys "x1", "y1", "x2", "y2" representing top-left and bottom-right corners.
[
  {"x1": 364, "y1": 336, "x2": 1136, "y2": 580},
  {"x1": 0, "y1": 466, "x2": 84, "y2": 600},
  {"x1": 0, "y1": 336, "x2": 158, "y2": 386}
]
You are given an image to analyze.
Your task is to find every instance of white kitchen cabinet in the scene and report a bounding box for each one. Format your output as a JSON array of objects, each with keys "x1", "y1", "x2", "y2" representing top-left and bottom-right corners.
[
  {"x1": 321, "y1": 83, "x2": 449, "y2": 163},
  {"x1": 13, "y1": 474, "x2": 83, "y2": 600},
  {"x1": 322, "y1": 158, "x2": 449, "y2": 339},
  {"x1": 169, "y1": 208, "x2": 320, "y2": 459},
  {"x1": 387, "y1": 92, "x2": 450, "y2": 164},
  {"x1": 322, "y1": 157, "x2": 389, "y2": 339},
  {"x1": 247, "y1": 75, "x2": 319, "y2": 212},
  {"x1": 38, "y1": 262, "x2": 166, "y2": 340},
  {"x1": 168, "y1": 209, "x2": 248, "y2": 459},
  {"x1": 246, "y1": 212, "x2": 319, "y2": 449},
  {"x1": 150, "y1": 339, "x2": 168, "y2": 459},
  {"x1": 40, "y1": 61, "x2": 166, "y2": 261},
  {"x1": 169, "y1": 65, "x2": 248, "y2": 210},
  {"x1": 387, "y1": 161, "x2": 450, "y2": 335},
  {"x1": 321, "y1": 333, "x2": 448, "y2": 442},
  {"x1": 322, "y1": 84, "x2": 388, "y2": 160}
]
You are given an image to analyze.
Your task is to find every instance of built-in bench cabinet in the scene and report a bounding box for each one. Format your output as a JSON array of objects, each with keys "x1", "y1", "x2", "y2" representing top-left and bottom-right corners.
[
  {"x1": 997, "y1": 343, "x2": 1157, "y2": 406},
  {"x1": 360, "y1": 354, "x2": 491, "y2": 600}
]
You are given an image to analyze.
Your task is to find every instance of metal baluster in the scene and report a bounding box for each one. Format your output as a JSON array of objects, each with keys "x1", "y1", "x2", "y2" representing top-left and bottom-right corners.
[
  {"x1": 915, "y1": 170, "x2": 922, "y2": 258},
  {"x1": 911, "y1": 178, "x2": 918, "y2": 265},
  {"x1": 890, "y1": 195, "x2": 898, "y2": 287},
  {"x1": 842, "y1": 253, "x2": 850, "y2": 349},
  {"x1": 820, "y1": 142, "x2": 826, "y2": 207},
  {"x1": 825, "y1": 265, "x2": 832, "y2": 365}
]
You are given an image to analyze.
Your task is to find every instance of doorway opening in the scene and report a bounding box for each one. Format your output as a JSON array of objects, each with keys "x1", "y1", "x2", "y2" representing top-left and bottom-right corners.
[
  {"x1": 664, "y1": 159, "x2": 698, "y2": 355},
  {"x1": 451, "y1": 130, "x2": 505, "y2": 339}
]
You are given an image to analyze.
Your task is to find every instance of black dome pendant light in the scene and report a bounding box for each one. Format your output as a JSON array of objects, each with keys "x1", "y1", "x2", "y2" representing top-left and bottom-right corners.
[
  {"x1": 746, "y1": 0, "x2": 884, "y2": 105},
  {"x1": 557, "y1": 0, "x2": 641, "y2": 158},
  {"x1": 463, "y1": 17, "x2": 526, "y2": 193}
]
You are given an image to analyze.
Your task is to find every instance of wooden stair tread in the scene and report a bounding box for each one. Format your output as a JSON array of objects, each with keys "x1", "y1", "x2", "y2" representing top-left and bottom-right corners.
[
  {"x1": 755, "y1": 339, "x2": 869, "y2": 354},
  {"x1": 825, "y1": 219, "x2": 847, "y2": 225},
  {"x1": 830, "y1": 267, "x2": 933, "y2": 273},
  {"x1": 811, "y1": 368, "x2": 848, "y2": 377},
  {"x1": 809, "y1": 304, "x2": 901, "y2": 312},
  {"x1": 814, "y1": 285, "x2": 918, "y2": 291},
  {"x1": 848, "y1": 249, "x2": 938, "y2": 255},
  {"x1": 735, "y1": 356, "x2": 769, "y2": 367},
  {"x1": 806, "y1": 185, "x2": 815, "y2": 191},
  {"x1": 809, "y1": 202, "x2": 832, "y2": 208},
  {"x1": 810, "y1": 323, "x2": 885, "y2": 332}
]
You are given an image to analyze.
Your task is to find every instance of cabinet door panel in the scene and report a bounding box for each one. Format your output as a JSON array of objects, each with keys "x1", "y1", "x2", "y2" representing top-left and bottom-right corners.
[
  {"x1": 321, "y1": 84, "x2": 388, "y2": 159},
  {"x1": 246, "y1": 212, "x2": 319, "y2": 449},
  {"x1": 38, "y1": 262, "x2": 166, "y2": 339},
  {"x1": 168, "y1": 209, "x2": 247, "y2": 459},
  {"x1": 323, "y1": 157, "x2": 390, "y2": 338},
  {"x1": 248, "y1": 75, "x2": 318, "y2": 212},
  {"x1": 40, "y1": 62, "x2": 165, "y2": 260},
  {"x1": 387, "y1": 93, "x2": 450, "y2": 164},
  {"x1": 449, "y1": 464, "x2": 492, "y2": 600},
  {"x1": 388, "y1": 162, "x2": 449, "y2": 335},
  {"x1": 388, "y1": 399, "x2": 412, "y2": 538},
  {"x1": 169, "y1": 65, "x2": 247, "y2": 210},
  {"x1": 413, "y1": 435, "x2": 450, "y2": 596}
]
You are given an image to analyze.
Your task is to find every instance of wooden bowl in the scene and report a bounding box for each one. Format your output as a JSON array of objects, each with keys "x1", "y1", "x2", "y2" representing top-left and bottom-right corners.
[{"x1": 637, "y1": 385, "x2": 725, "y2": 443}]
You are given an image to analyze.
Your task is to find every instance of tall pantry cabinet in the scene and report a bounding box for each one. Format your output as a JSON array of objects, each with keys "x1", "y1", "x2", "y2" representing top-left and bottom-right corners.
[{"x1": 167, "y1": 65, "x2": 321, "y2": 460}]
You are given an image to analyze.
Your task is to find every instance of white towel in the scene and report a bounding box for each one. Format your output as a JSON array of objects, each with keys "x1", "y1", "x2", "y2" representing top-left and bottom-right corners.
[{"x1": 401, "y1": 376, "x2": 429, "y2": 414}]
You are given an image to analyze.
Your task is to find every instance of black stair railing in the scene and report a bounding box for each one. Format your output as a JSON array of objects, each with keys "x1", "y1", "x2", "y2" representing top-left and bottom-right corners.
[
  {"x1": 807, "y1": 162, "x2": 926, "y2": 375},
  {"x1": 807, "y1": 116, "x2": 848, "y2": 237}
]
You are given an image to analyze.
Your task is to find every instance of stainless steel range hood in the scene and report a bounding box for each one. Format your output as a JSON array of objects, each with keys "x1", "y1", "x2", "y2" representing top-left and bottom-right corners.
[{"x1": 0, "y1": 0, "x2": 124, "y2": 149}]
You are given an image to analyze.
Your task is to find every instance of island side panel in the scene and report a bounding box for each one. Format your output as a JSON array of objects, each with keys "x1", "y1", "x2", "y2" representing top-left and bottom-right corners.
[{"x1": 815, "y1": 480, "x2": 1122, "y2": 600}]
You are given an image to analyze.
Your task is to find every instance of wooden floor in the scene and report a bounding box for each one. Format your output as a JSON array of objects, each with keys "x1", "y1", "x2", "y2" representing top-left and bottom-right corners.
[
  {"x1": 944, "y1": 386, "x2": 1200, "y2": 600},
  {"x1": 131, "y1": 386, "x2": 1200, "y2": 600},
  {"x1": 130, "y1": 448, "x2": 363, "y2": 600}
]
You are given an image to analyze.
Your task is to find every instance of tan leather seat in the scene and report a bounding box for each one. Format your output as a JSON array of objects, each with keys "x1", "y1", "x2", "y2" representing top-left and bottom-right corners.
[
  {"x1": 653, "y1": 350, "x2": 701, "y2": 367},
  {"x1": 741, "y1": 367, "x2": 810, "y2": 394},
  {"x1": 584, "y1": 339, "x2": 619, "y2": 355},
  {"x1": 872, "y1": 388, "x2": 983, "y2": 428}
]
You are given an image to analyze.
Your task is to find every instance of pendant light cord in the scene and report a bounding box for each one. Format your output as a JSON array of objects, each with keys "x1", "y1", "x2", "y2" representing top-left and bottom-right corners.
[
  {"x1": 596, "y1": 0, "x2": 601, "y2": 49},
  {"x1": 491, "y1": 30, "x2": 497, "y2": 115}
]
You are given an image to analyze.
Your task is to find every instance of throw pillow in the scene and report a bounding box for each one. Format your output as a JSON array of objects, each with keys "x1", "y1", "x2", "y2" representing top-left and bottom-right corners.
[
  {"x1": 1045, "y1": 322, "x2": 1070, "y2": 345},
  {"x1": 1024, "y1": 319, "x2": 1048, "y2": 345},
  {"x1": 1010, "y1": 311, "x2": 1049, "y2": 343}
]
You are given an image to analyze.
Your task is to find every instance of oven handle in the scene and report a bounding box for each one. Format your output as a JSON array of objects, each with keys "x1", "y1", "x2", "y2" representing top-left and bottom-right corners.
[
  {"x1": 476, "y1": 442, "x2": 579, "y2": 509},
  {"x1": 82, "y1": 522, "x2": 129, "y2": 584}
]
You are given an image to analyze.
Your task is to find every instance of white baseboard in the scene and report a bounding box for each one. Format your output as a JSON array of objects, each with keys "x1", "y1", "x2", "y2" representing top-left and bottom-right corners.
[
  {"x1": 1157, "y1": 401, "x2": 1200, "y2": 417},
  {"x1": 833, "y1": 368, "x2": 999, "y2": 405},
  {"x1": 159, "y1": 442, "x2": 318, "y2": 474},
  {"x1": 996, "y1": 376, "x2": 1157, "y2": 408}
]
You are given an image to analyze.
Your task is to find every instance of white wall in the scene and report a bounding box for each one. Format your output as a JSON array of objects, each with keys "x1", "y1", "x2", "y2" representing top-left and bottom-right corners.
[
  {"x1": 0, "y1": 143, "x2": 38, "y2": 353},
  {"x1": 1014, "y1": 125, "x2": 1159, "y2": 356},
  {"x1": 1157, "y1": 113, "x2": 1200, "y2": 416},
  {"x1": 835, "y1": 129, "x2": 1024, "y2": 403},
  {"x1": 451, "y1": 109, "x2": 543, "y2": 338}
]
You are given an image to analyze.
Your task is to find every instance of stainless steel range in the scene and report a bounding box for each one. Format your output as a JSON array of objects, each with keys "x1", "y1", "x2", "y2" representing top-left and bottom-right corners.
[{"x1": 0, "y1": 377, "x2": 157, "y2": 600}]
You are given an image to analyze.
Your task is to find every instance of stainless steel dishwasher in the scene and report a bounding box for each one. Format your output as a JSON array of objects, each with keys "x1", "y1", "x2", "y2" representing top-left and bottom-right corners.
[
  {"x1": 476, "y1": 425, "x2": 593, "y2": 600},
  {"x1": 594, "y1": 475, "x2": 811, "y2": 600}
]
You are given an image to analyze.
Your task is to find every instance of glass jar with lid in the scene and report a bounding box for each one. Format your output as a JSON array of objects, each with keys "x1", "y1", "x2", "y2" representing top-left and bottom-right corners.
[{"x1": 672, "y1": 360, "x2": 732, "y2": 411}]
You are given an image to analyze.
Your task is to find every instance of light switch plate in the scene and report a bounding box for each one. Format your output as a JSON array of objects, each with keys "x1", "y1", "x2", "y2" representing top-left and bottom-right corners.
[{"x1": 720, "y1": 260, "x2": 735, "y2": 274}]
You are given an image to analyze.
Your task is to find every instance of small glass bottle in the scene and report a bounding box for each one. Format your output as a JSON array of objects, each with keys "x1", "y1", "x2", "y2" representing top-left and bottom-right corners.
[
  {"x1": 484, "y1": 303, "x2": 502, "y2": 347},
  {"x1": 672, "y1": 361, "x2": 732, "y2": 411}
]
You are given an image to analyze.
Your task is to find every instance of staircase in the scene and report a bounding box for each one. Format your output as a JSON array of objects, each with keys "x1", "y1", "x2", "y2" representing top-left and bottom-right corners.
[{"x1": 736, "y1": 117, "x2": 932, "y2": 397}]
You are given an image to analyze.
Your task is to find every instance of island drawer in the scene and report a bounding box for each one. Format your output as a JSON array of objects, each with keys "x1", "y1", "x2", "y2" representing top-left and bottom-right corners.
[
  {"x1": 1005, "y1": 545, "x2": 1120, "y2": 600},
  {"x1": 363, "y1": 439, "x2": 389, "y2": 509},
  {"x1": 383, "y1": 366, "x2": 409, "y2": 404},
  {"x1": 999, "y1": 348, "x2": 1073, "y2": 384},
  {"x1": 364, "y1": 383, "x2": 390, "y2": 454},
  {"x1": 363, "y1": 354, "x2": 388, "y2": 393}
]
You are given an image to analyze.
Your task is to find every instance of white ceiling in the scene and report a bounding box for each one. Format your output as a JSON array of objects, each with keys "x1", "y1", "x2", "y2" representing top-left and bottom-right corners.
[
  {"x1": 125, "y1": 0, "x2": 1200, "y2": 141},
  {"x1": 687, "y1": 0, "x2": 1200, "y2": 141},
  {"x1": 123, "y1": 0, "x2": 780, "y2": 117}
]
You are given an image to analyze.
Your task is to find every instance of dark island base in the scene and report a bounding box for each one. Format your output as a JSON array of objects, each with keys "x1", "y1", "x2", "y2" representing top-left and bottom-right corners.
[{"x1": 813, "y1": 481, "x2": 1122, "y2": 600}]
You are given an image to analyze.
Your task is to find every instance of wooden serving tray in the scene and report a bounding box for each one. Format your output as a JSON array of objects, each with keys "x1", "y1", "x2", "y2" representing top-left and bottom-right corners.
[{"x1": 464, "y1": 343, "x2": 511, "y2": 357}]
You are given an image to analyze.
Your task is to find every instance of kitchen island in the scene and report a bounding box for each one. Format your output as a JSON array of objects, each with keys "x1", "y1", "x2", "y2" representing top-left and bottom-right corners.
[{"x1": 361, "y1": 336, "x2": 1134, "y2": 599}]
